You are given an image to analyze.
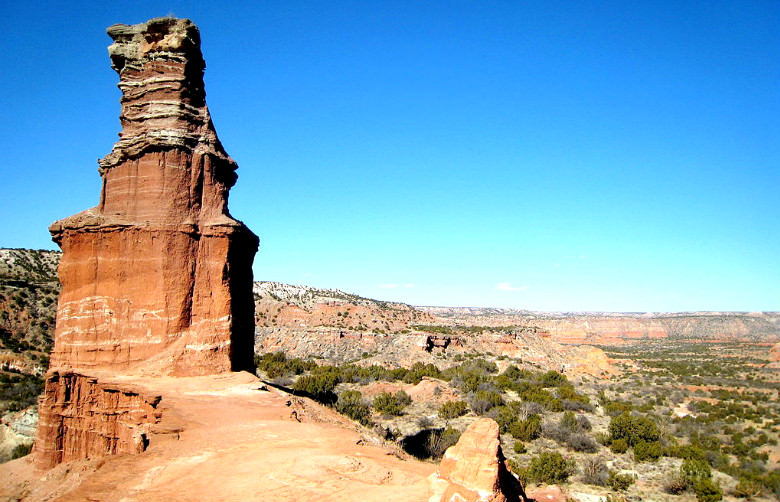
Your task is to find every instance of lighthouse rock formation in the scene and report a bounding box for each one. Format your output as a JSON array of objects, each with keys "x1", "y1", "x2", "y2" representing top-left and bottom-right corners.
[
  {"x1": 35, "y1": 17, "x2": 258, "y2": 469},
  {"x1": 48, "y1": 17, "x2": 258, "y2": 376}
]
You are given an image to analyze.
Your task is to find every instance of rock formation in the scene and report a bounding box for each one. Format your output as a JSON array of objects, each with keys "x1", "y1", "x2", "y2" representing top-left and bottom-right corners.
[
  {"x1": 429, "y1": 418, "x2": 528, "y2": 502},
  {"x1": 34, "y1": 17, "x2": 258, "y2": 469},
  {"x1": 34, "y1": 372, "x2": 162, "y2": 469},
  {"x1": 48, "y1": 17, "x2": 258, "y2": 376}
]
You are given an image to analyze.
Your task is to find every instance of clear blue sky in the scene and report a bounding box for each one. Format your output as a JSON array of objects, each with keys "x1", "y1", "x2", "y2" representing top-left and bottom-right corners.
[{"x1": 1, "y1": 1, "x2": 778, "y2": 312}]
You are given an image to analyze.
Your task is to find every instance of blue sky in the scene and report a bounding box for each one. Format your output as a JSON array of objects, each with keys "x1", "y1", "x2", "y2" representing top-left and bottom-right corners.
[{"x1": 1, "y1": 1, "x2": 778, "y2": 311}]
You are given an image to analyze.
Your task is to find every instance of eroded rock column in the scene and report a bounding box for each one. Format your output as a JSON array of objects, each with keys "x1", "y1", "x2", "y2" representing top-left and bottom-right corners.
[
  {"x1": 35, "y1": 17, "x2": 258, "y2": 469},
  {"x1": 48, "y1": 17, "x2": 258, "y2": 376}
]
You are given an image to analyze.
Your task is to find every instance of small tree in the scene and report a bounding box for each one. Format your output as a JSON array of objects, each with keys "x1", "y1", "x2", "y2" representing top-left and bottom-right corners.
[{"x1": 527, "y1": 452, "x2": 576, "y2": 484}]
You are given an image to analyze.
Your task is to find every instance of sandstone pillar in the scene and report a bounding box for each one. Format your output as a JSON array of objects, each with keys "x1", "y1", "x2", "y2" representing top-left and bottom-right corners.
[
  {"x1": 47, "y1": 18, "x2": 258, "y2": 376},
  {"x1": 35, "y1": 18, "x2": 258, "y2": 469}
]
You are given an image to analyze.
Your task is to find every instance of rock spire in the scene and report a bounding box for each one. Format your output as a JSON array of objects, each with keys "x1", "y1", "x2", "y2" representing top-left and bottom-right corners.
[{"x1": 46, "y1": 17, "x2": 258, "y2": 376}]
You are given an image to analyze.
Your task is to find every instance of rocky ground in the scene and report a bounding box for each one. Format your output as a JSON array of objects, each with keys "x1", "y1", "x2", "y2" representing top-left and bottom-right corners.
[{"x1": 1, "y1": 372, "x2": 435, "y2": 502}]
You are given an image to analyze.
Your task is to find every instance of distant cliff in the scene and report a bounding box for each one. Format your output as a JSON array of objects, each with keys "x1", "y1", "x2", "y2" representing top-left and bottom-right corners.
[{"x1": 420, "y1": 307, "x2": 780, "y2": 345}]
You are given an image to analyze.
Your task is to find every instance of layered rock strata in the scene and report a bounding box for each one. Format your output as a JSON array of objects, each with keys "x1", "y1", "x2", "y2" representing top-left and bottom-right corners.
[
  {"x1": 35, "y1": 17, "x2": 257, "y2": 469},
  {"x1": 429, "y1": 418, "x2": 528, "y2": 502},
  {"x1": 48, "y1": 17, "x2": 258, "y2": 376},
  {"x1": 35, "y1": 372, "x2": 162, "y2": 469}
]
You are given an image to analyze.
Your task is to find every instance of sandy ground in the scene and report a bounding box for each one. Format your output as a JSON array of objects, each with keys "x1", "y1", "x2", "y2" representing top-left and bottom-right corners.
[{"x1": 0, "y1": 372, "x2": 435, "y2": 502}]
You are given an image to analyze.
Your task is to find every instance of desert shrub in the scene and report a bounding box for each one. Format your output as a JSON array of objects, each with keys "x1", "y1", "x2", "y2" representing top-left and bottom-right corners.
[
  {"x1": 576, "y1": 414, "x2": 592, "y2": 431},
  {"x1": 292, "y1": 373, "x2": 338, "y2": 403},
  {"x1": 682, "y1": 458, "x2": 712, "y2": 480},
  {"x1": 581, "y1": 457, "x2": 607, "y2": 486},
  {"x1": 567, "y1": 433, "x2": 599, "y2": 453},
  {"x1": 513, "y1": 441, "x2": 527, "y2": 454},
  {"x1": 606, "y1": 470, "x2": 636, "y2": 491},
  {"x1": 10, "y1": 442, "x2": 32, "y2": 460},
  {"x1": 335, "y1": 390, "x2": 370, "y2": 425},
  {"x1": 667, "y1": 444, "x2": 706, "y2": 461},
  {"x1": 633, "y1": 440, "x2": 663, "y2": 462},
  {"x1": 538, "y1": 370, "x2": 567, "y2": 387},
  {"x1": 404, "y1": 362, "x2": 441, "y2": 384},
  {"x1": 603, "y1": 400, "x2": 634, "y2": 417},
  {"x1": 425, "y1": 427, "x2": 462, "y2": 459},
  {"x1": 560, "y1": 411, "x2": 578, "y2": 431},
  {"x1": 256, "y1": 351, "x2": 315, "y2": 378},
  {"x1": 373, "y1": 391, "x2": 410, "y2": 416},
  {"x1": 526, "y1": 452, "x2": 576, "y2": 484},
  {"x1": 509, "y1": 414, "x2": 542, "y2": 441},
  {"x1": 692, "y1": 477, "x2": 722, "y2": 502},
  {"x1": 491, "y1": 405, "x2": 518, "y2": 433},
  {"x1": 543, "y1": 421, "x2": 570, "y2": 444},
  {"x1": 608, "y1": 412, "x2": 660, "y2": 447},
  {"x1": 557, "y1": 384, "x2": 591, "y2": 410},
  {"x1": 733, "y1": 477, "x2": 764, "y2": 499},
  {"x1": 664, "y1": 473, "x2": 688, "y2": 494},
  {"x1": 610, "y1": 438, "x2": 629, "y2": 454},
  {"x1": 0, "y1": 373, "x2": 44, "y2": 411},
  {"x1": 469, "y1": 390, "x2": 503, "y2": 415},
  {"x1": 517, "y1": 387, "x2": 564, "y2": 411},
  {"x1": 439, "y1": 400, "x2": 469, "y2": 419}
]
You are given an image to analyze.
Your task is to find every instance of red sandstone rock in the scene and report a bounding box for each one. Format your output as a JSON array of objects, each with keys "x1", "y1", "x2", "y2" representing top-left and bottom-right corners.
[
  {"x1": 34, "y1": 371, "x2": 161, "y2": 469},
  {"x1": 47, "y1": 17, "x2": 257, "y2": 376},
  {"x1": 429, "y1": 418, "x2": 528, "y2": 502},
  {"x1": 35, "y1": 17, "x2": 258, "y2": 470}
]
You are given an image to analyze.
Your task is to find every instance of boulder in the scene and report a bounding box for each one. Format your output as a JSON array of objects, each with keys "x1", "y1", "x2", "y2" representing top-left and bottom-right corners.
[{"x1": 429, "y1": 418, "x2": 529, "y2": 502}]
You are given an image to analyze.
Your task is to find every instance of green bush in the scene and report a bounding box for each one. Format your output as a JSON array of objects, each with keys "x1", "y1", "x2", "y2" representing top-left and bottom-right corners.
[
  {"x1": 403, "y1": 362, "x2": 441, "y2": 384},
  {"x1": 527, "y1": 452, "x2": 576, "y2": 484},
  {"x1": 733, "y1": 477, "x2": 764, "y2": 499},
  {"x1": 292, "y1": 373, "x2": 338, "y2": 403},
  {"x1": 513, "y1": 441, "x2": 527, "y2": 454},
  {"x1": 373, "y1": 391, "x2": 410, "y2": 416},
  {"x1": 682, "y1": 458, "x2": 712, "y2": 481},
  {"x1": 439, "y1": 400, "x2": 469, "y2": 419},
  {"x1": 633, "y1": 440, "x2": 663, "y2": 462},
  {"x1": 539, "y1": 370, "x2": 567, "y2": 387},
  {"x1": 606, "y1": 470, "x2": 636, "y2": 491},
  {"x1": 608, "y1": 412, "x2": 660, "y2": 447},
  {"x1": 10, "y1": 442, "x2": 32, "y2": 460},
  {"x1": 255, "y1": 351, "x2": 315, "y2": 378},
  {"x1": 335, "y1": 390, "x2": 371, "y2": 425},
  {"x1": 610, "y1": 438, "x2": 629, "y2": 454},
  {"x1": 692, "y1": 477, "x2": 722, "y2": 502},
  {"x1": 509, "y1": 414, "x2": 542, "y2": 441}
]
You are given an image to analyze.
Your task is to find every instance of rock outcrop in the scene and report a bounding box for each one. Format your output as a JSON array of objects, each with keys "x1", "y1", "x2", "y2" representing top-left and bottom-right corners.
[
  {"x1": 48, "y1": 17, "x2": 258, "y2": 376},
  {"x1": 33, "y1": 17, "x2": 258, "y2": 469},
  {"x1": 429, "y1": 418, "x2": 528, "y2": 502},
  {"x1": 34, "y1": 372, "x2": 162, "y2": 469}
]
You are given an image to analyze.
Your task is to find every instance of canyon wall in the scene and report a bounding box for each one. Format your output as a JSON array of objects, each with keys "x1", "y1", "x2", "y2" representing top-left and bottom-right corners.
[
  {"x1": 423, "y1": 308, "x2": 780, "y2": 345},
  {"x1": 34, "y1": 17, "x2": 258, "y2": 469}
]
